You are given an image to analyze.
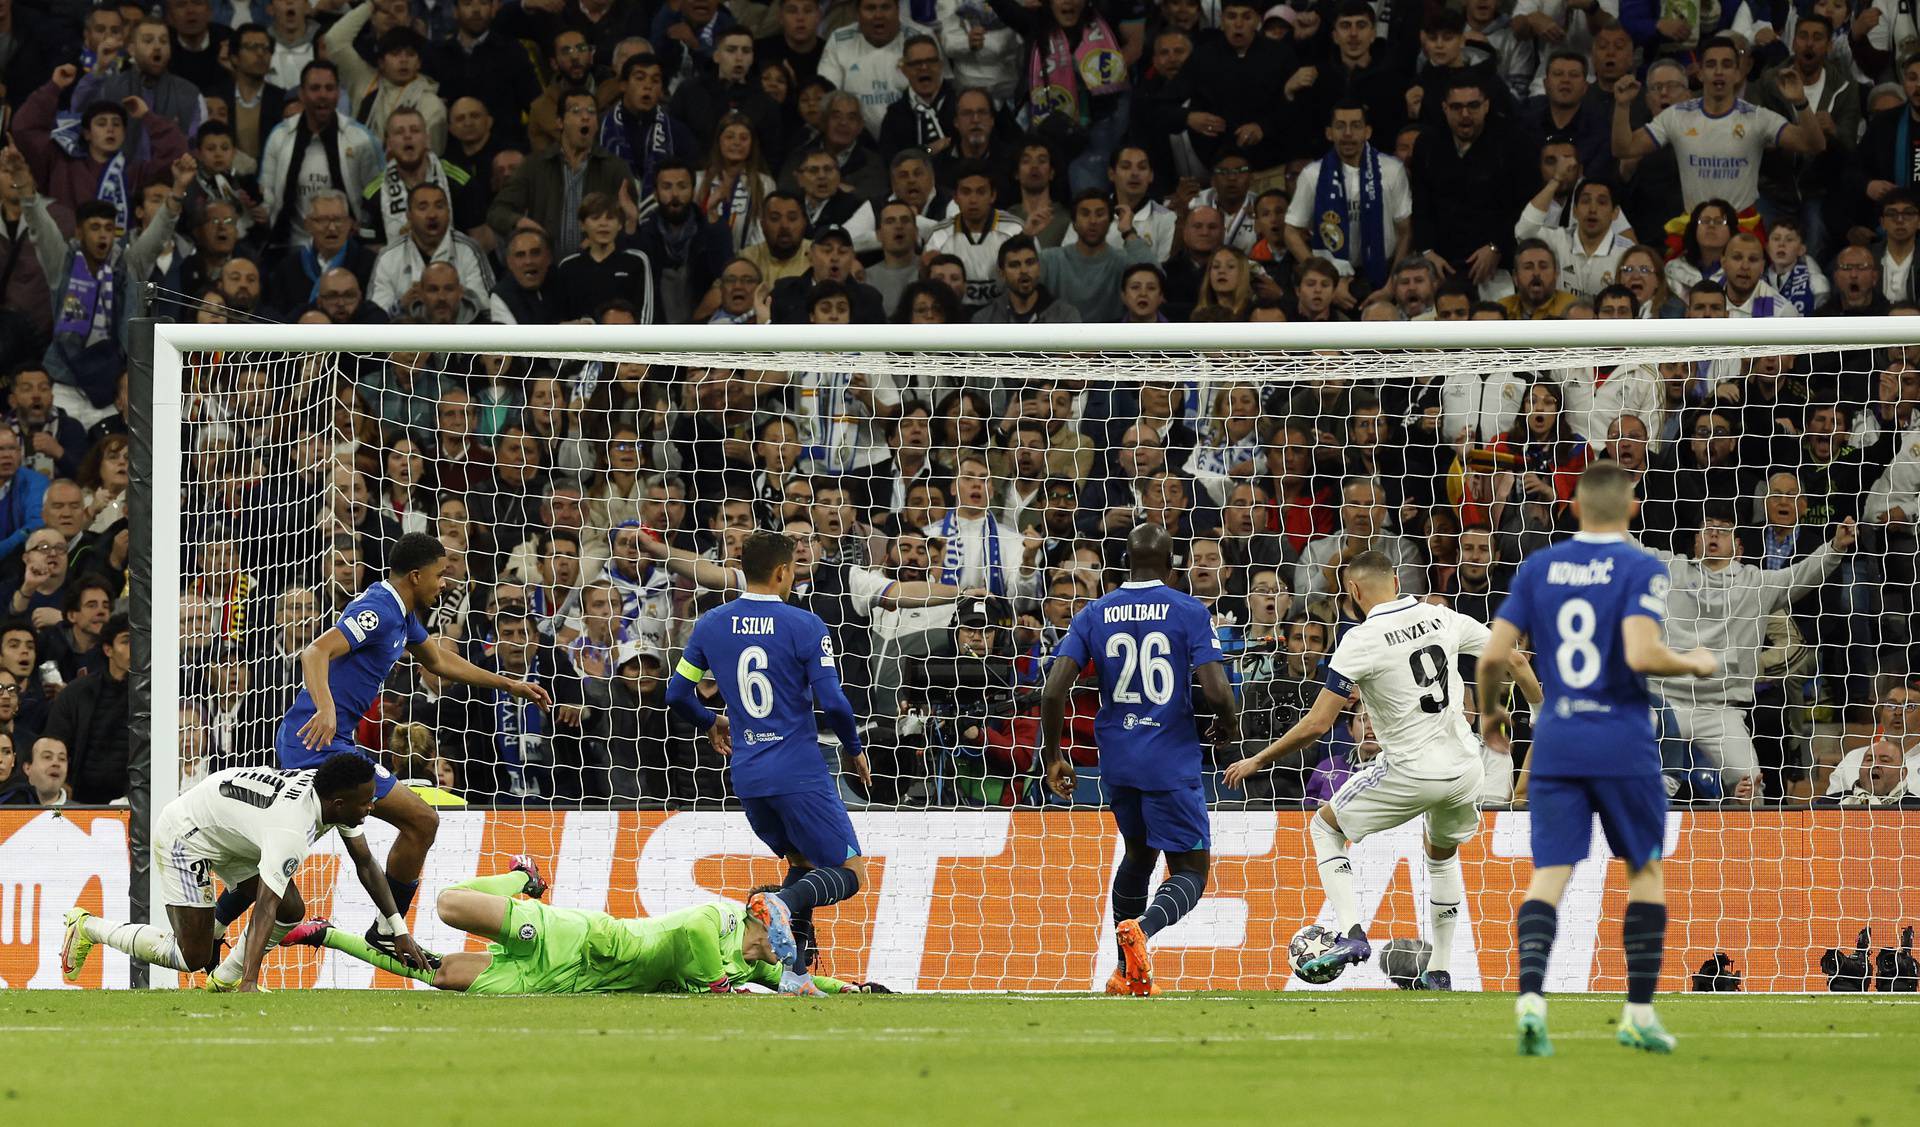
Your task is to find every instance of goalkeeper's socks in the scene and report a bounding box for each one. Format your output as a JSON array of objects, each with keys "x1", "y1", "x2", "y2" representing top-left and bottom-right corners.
[
  {"x1": 1622, "y1": 901, "x2": 1668, "y2": 1006},
  {"x1": 450, "y1": 871, "x2": 532, "y2": 898},
  {"x1": 1516, "y1": 899, "x2": 1558, "y2": 997},
  {"x1": 84, "y1": 919, "x2": 193, "y2": 972},
  {"x1": 323, "y1": 927, "x2": 436, "y2": 984},
  {"x1": 1425, "y1": 853, "x2": 1465, "y2": 975},
  {"x1": 212, "y1": 886, "x2": 251, "y2": 932},
  {"x1": 1110, "y1": 855, "x2": 1153, "y2": 965},
  {"x1": 209, "y1": 919, "x2": 294, "y2": 986},
  {"x1": 1139, "y1": 870, "x2": 1207, "y2": 938},
  {"x1": 1309, "y1": 814, "x2": 1360, "y2": 934},
  {"x1": 776, "y1": 865, "x2": 860, "y2": 916}
]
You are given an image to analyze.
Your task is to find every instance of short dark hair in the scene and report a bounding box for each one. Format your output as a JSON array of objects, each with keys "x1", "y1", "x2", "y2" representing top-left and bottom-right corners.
[
  {"x1": 64, "y1": 574, "x2": 116, "y2": 616},
  {"x1": 950, "y1": 159, "x2": 994, "y2": 188},
  {"x1": 997, "y1": 234, "x2": 1039, "y2": 267},
  {"x1": 1335, "y1": 0, "x2": 1375, "y2": 24},
  {"x1": 1596, "y1": 283, "x2": 1636, "y2": 309},
  {"x1": 103, "y1": 612, "x2": 130, "y2": 647},
  {"x1": 740, "y1": 528, "x2": 795, "y2": 583},
  {"x1": 389, "y1": 531, "x2": 448, "y2": 575},
  {"x1": 194, "y1": 119, "x2": 234, "y2": 144},
  {"x1": 1699, "y1": 35, "x2": 1740, "y2": 61},
  {"x1": 76, "y1": 200, "x2": 119, "y2": 228},
  {"x1": 314, "y1": 750, "x2": 378, "y2": 798},
  {"x1": 622, "y1": 54, "x2": 664, "y2": 82},
  {"x1": 1070, "y1": 187, "x2": 1110, "y2": 210},
  {"x1": 299, "y1": 59, "x2": 339, "y2": 86},
  {"x1": 80, "y1": 100, "x2": 127, "y2": 132},
  {"x1": 807, "y1": 278, "x2": 852, "y2": 313},
  {"x1": 0, "y1": 617, "x2": 32, "y2": 642}
]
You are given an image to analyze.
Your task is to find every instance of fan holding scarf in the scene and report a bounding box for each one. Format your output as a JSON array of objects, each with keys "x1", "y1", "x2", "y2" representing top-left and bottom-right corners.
[
  {"x1": 986, "y1": 0, "x2": 1135, "y2": 194},
  {"x1": 9, "y1": 144, "x2": 195, "y2": 410},
  {"x1": 1281, "y1": 101, "x2": 1411, "y2": 298}
]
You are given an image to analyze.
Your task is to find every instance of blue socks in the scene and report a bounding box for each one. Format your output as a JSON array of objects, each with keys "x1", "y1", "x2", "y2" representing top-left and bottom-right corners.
[
  {"x1": 387, "y1": 875, "x2": 420, "y2": 916},
  {"x1": 1622, "y1": 902, "x2": 1668, "y2": 1005},
  {"x1": 1111, "y1": 855, "x2": 1154, "y2": 963},
  {"x1": 776, "y1": 866, "x2": 860, "y2": 915},
  {"x1": 213, "y1": 886, "x2": 250, "y2": 931},
  {"x1": 1517, "y1": 899, "x2": 1558, "y2": 996},
  {"x1": 1140, "y1": 870, "x2": 1207, "y2": 939}
]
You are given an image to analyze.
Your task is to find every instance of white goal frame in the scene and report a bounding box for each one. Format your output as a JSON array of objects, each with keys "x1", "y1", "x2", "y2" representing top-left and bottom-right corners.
[{"x1": 149, "y1": 316, "x2": 1920, "y2": 981}]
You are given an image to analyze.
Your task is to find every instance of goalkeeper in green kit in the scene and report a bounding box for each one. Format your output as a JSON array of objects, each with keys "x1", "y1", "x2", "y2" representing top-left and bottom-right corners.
[{"x1": 284, "y1": 856, "x2": 883, "y2": 995}]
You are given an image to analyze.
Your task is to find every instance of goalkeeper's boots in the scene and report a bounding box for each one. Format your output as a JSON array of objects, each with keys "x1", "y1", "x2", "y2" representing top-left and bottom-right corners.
[
  {"x1": 1616, "y1": 1012, "x2": 1679, "y2": 1054},
  {"x1": 283, "y1": 918, "x2": 334, "y2": 949},
  {"x1": 508, "y1": 854, "x2": 548, "y2": 900},
  {"x1": 778, "y1": 969, "x2": 826, "y2": 997},
  {"x1": 1516, "y1": 993, "x2": 1554, "y2": 1058},
  {"x1": 1417, "y1": 970, "x2": 1454, "y2": 991},
  {"x1": 60, "y1": 908, "x2": 94, "y2": 983},
  {"x1": 748, "y1": 891, "x2": 802, "y2": 971},
  {"x1": 1116, "y1": 919, "x2": 1161, "y2": 996},
  {"x1": 1105, "y1": 968, "x2": 1132, "y2": 996}
]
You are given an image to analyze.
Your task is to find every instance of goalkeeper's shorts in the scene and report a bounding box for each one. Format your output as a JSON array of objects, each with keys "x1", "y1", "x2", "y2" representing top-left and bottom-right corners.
[{"x1": 467, "y1": 899, "x2": 596, "y2": 995}]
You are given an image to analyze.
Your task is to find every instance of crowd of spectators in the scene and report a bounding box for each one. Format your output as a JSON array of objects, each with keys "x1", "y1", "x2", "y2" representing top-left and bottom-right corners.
[{"x1": 3, "y1": 0, "x2": 1920, "y2": 807}]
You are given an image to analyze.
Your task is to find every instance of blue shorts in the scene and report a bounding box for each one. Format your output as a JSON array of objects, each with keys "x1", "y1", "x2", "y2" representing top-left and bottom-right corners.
[
  {"x1": 741, "y1": 788, "x2": 862, "y2": 866},
  {"x1": 1108, "y1": 783, "x2": 1211, "y2": 853},
  {"x1": 275, "y1": 737, "x2": 400, "y2": 801},
  {"x1": 1529, "y1": 773, "x2": 1668, "y2": 869}
]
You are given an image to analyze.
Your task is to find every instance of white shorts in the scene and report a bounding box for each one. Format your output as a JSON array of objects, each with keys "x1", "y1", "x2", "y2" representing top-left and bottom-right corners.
[
  {"x1": 1329, "y1": 758, "x2": 1483, "y2": 849},
  {"x1": 153, "y1": 807, "x2": 259, "y2": 909}
]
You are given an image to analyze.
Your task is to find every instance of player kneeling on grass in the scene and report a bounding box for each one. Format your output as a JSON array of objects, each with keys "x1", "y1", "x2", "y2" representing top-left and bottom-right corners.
[
  {"x1": 287, "y1": 858, "x2": 888, "y2": 995},
  {"x1": 62, "y1": 754, "x2": 430, "y2": 991},
  {"x1": 1224, "y1": 550, "x2": 1543, "y2": 989}
]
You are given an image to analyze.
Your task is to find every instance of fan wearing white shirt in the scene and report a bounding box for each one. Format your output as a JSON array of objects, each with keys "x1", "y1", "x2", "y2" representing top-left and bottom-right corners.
[
  {"x1": 1284, "y1": 103, "x2": 1413, "y2": 291},
  {"x1": 1612, "y1": 37, "x2": 1827, "y2": 215},
  {"x1": 1515, "y1": 171, "x2": 1634, "y2": 299},
  {"x1": 1719, "y1": 231, "x2": 1800, "y2": 316},
  {"x1": 923, "y1": 452, "x2": 1037, "y2": 606},
  {"x1": 1227, "y1": 550, "x2": 1544, "y2": 988}
]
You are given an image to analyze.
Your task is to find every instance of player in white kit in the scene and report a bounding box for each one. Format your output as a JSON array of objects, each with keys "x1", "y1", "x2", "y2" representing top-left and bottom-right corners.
[
  {"x1": 1226, "y1": 551, "x2": 1542, "y2": 988},
  {"x1": 60, "y1": 753, "x2": 428, "y2": 991}
]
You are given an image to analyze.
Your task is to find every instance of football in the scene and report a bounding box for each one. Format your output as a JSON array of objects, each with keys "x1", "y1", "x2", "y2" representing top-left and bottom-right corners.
[{"x1": 1290, "y1": 924, "x2": 1347, "y2": 985}]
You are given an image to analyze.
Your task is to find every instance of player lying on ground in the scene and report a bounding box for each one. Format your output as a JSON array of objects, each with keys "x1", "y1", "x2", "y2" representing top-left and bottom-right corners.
[
  {"x1": 62, "y1": 755, "x2": 429, "y2": 991},
  {"x1": 1224, "y1": 550, "x2": 1544, "y2": 989},
  {"x1": 1040, "y1": 524, "x2": 1241, "y2": 996},
  {"x1": 261, "y1": 531, "x2": 552, "y2": 959},
  {"x1": 666, "y1": 529, "x2": 871, "y2": 990},
  {"x1": 1478, "y1": 461, "x2": 1716, "y2": 1056},
  {"x1": 288, "y1": 858, "x2": 885, "y2": 995}
]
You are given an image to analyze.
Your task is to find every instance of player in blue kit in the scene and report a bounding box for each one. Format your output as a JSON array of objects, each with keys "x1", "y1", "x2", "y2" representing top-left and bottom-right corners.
[
  {"x1": 1040, "y1": 524, "x2": 1241, "y2": 996},
  {"x1": 261, "y1": 532, "x2": 554, "y2": 958},
  {"x1": 1476, "y1": 463, "x2": 1716, "y2": 1056},
  {"x1": 666, "y1": 529, "x2": 872, "y2": 995}
]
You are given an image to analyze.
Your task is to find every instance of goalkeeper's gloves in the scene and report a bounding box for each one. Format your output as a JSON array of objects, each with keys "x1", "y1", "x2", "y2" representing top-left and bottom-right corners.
[{"x1": 845, "y1": 981, "x2": 894, "y2": 994}]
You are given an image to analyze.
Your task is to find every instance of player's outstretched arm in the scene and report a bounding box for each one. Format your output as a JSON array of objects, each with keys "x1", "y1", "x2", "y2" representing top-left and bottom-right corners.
[
  {"x1": 811, "y1": 674, "x2": 872, "y2": 788},
  {"x1": 1475, "y1": 620, "x2": 1523, "y2": 753},
  {"x1": 1621, "y1": 616, "x2": 1717, "y2": 678},
  {"x1": 1222, "y1": 687, "x2": 1346, "y2": 789},
  {"x1": 410, "y1": 637, "x2": 554, "y2": 710},
  {"x1": 1038, "y1": 654, "x2": 1082, "y2": 800},
  {"x1": 296, "y1": 629, "x2": 354, "y2": 749},
  {"x1": 342, "y1": 833, "x2": 430, "y2": 970},
  {"x1": 236, "y1": 880, "x2": 284, "y2": 992},
  {"x1": 881, "y1": 582, "x2": 989, "y2": 610}
]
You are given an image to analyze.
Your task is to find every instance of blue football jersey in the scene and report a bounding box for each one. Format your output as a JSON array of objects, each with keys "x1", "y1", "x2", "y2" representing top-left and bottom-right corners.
[
  {"x1": 1054, "y1": 580, "x2": 1223, "y2": 790},
  {"x1": 1496, "y1": 533, "x2": 1668, "y2": 777},
  {"x1": 679, "y1": 592, "x2": 842, "y2": 798},
  {"x1": 278, "y1": 581, "x2": 430, "y2": 752}
]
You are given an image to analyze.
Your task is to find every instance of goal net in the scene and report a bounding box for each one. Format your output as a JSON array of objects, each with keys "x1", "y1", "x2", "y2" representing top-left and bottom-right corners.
[{"x1": 152, "y1": 320, "x2": 1920, "y2": 992}]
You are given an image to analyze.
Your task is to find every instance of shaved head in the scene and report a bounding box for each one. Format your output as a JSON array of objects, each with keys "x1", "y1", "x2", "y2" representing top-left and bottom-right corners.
[{"x1": 1127, "y1": 523, "x2": 1173, "y2": 580}]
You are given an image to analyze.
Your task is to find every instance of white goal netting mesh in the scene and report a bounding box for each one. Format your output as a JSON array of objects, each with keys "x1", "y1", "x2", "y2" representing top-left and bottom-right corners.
[{"x1": 166, "y1": 335, "x2": 1920, "y2": 992}]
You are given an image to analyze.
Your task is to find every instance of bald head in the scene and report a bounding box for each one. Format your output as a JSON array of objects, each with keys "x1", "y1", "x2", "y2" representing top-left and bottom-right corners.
[{"x1": 1126, "y1": 523, "x2": 1173, "y2": 580}]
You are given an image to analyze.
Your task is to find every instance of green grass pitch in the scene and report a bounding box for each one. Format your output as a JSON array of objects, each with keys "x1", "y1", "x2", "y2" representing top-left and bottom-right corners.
[{"x1": 2, "y1": 992, "x2": 1914, "y2": 1125}]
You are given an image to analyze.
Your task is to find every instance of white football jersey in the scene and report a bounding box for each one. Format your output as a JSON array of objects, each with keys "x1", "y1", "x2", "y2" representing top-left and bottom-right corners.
[
  {"x1": 1325, "y1": 596, "x2": 1491, "y2": 779},
  {"x1": 165, "y1": 766, "x2": 365, "y2": 896}
]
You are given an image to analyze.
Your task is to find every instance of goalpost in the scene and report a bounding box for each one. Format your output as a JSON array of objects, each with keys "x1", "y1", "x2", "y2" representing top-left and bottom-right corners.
[{"x1": 149, "y1": 318, "x2": 1920, "y2": 992}]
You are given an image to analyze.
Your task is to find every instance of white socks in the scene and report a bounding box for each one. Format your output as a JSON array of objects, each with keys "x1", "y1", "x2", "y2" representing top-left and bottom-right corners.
[
  {"x1": 1624, "y1": 1002, "x2": 1656, "y2": 1025},
  {"x1": 85, "y1": 919, "x2": 192, "y2": 972},
  {"x1": 1310, "y1": 814, "x2": 1359, "y2": 935},
  {"x1": 1425, "y1": 852, "x2": 1464, "y2": 975},
  {"x1": 210, "y1": 920, "x2": 295, "y2": 985}
]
